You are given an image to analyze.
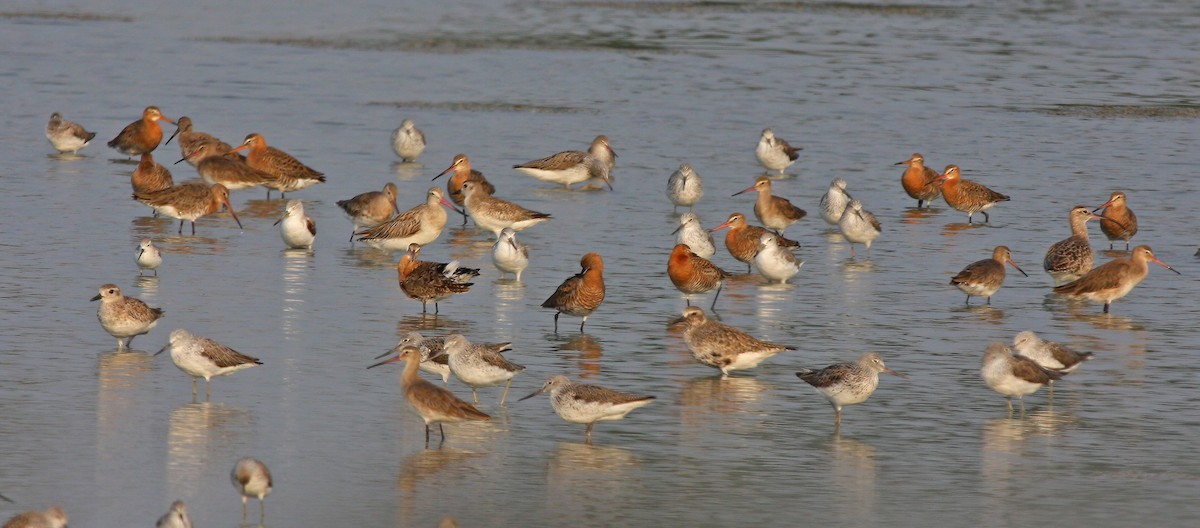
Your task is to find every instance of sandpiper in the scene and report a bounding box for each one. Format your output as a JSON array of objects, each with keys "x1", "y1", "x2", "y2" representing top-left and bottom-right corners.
[
  {"x1": 136, "y1": 239, "x2": 163, "y2": 276},
  {"x1": 949, "y1": 246, "x2": 1027, "y2": 305},
  {"x1": 837, "y1": 199, "x2": 882, "y2": 258},
  {"x1": 755, "y1": 128, "x2": 800, "y2": 174},
  {"x1": 229, "y1": 132, "x2": 326, "y2": 199},
  {"x1": 133, "y1": 182, "x2": 243, "y2": 234},
  {"x1": 186, "y1": 141, "x2": 274, "y2": 192},
  {"x1": 436, "y1": 334, "x2": 524, "y2": 405},
  {"x1": 666, "y1": 163, "x2": 704, "y2": 211},
  {"x1": 355, "y1": 187, "x2": 453, "y2": 251},
  {"x1": 1043, "y1": 206, "x2": 1105, "y2": 285},
  {"x1": 1094, "y1": 191, "x2": 1138, "y2": 251},
  {"x1": 1012, "y1": 330, "x2": 1093, "y2": 385},
  {"x1": 155, "y1": 500, "x2": 192, "y2": 528},
  {"x1": 819, "y1": 177, "x2": 853, "y2": 225},
  {"x1": 231, "y1": 457, "x2": 272, "y2": 523},
  {"x1": 108, "y1": 106, "x2": 174, "y2": 157},
  {"x1": 710, "y1": 212, "x2": 800, "y2": 273},
  {"x1": 155, "y1": 329, "x2": 262, "y2": 400},
  {"x1": 755, "y1": 233, "x2": 803, "y2": 284},
  {"x1": 461, "y1": 180, "x2": 552, "y2": 237},
  {"x1": 932, "y1": 165, "x2": 1009, "y2": 223},
  {"x1": 542, "y1": 252, "x2": 606, "y2": 332},
  {"x1": 397, "y1": 244, "x2": 479, "y2": 313},
  {"x1": 432, "y1": 154, "x2": 496, "y2": 225},
  {"x1": 896, "y1": 153, "x2": 942, "y2": 209},
  {"x1": 678, "y1": 306, "x2": 794, "y2": 377},
  {"x1": 520, "y1": 375, "x2": 655, "y2": 441},
  {"x1": 274, "y1": 199, "x2": 316, "y2": 249},
  {"x1": 673, "y1": 213, "x2": 716, "y2": 259},
  {"x1": 492, "y1": 227, "x2": 530, "y2": 280},
  {"x1": 166, "y1": 116, "x2": 241, "y2": 166},
  {"x1": 513, "y1": 135, "x2": 614, "y2": 190},
  {"x1": 92, "y1": 284, "x2": 163, "y2": 349},
  {"x1": 131, "y1": 152, "x2": 174, "y2": 195},
  {"x1": 733, "y1": 176, "x2": 807, "y2": 235},
  {"x1": 46, "y1": 112, "x2": 95, "y2": 154},
  {"x1": 392, "y1": 119, "x2": 427, "y2": 162},
  {"x1": 795, "y1": 352, "x2": 905, "y2": 428},
  {"x1": 368, "y1": 345, "x2": 490, "y2": 446},
  {"x1": 338, "y1": 182, "x2": 400, "y2": 241},
  {"x1": 668, "y1": 243, "x2": 732, "y2": 309},
  {"x1": 981, "y1": 343, "x2": 1061, "y2": 413},
  {"x1": 2, "y1": 506, "x2": 68, "y2": 528},
  {"x1": 1053, "y1": 245, "x2": 1179, "y2": 313}
]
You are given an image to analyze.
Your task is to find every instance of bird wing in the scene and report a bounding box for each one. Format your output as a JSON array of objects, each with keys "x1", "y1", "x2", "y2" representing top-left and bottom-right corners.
[
  {"x1": 355, "y1": 207, "x2": 425, "y2": 239},
  {"x1": 1011, "y1": 355, "x2": 1063, "y2": 383},
  {"x1": 198, "y1": 337, "x2": 262, "y2": 368},
  {"x1": 1053, "y1": 259, "x2": 1131, "y2": 295},
  {"x1": 542, "y1": 273, "x2": 584, "y2": 308},
  {"x1": 570, "y1": 383, "x2": 655, "y2": 405},
  {"x1": 775, "y1": 137, "x2": 801, "y2": 160},
  {"x1": 796, "y1": 362, "x2": 854, "y2": 388}
]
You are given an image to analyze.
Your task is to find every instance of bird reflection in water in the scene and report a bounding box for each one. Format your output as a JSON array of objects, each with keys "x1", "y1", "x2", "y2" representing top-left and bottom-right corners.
[
  {"x1": 281, "y1": 249, "x2": 313, "y2": 337},
  {"x1": 900, "y1": 207, "x2": 940, "y2": 225},
  {"x1": 558, "y1": 334, "x2": 603, "y2": 379},
  {"x1": 396, "y1": 314, "x2": 471, "y2": 334},
  {"x1": 679, "y1": 376, "x2": 770, "y2": 428},
  {"x1": 395, "y1": 449, "x2": 486, "y2": 525},
  {"x1": 393, "y1": 161, "x2": 424, "y2": 180},
  {"x1": 133, "y1": 274, "x2": 160, "y2": 298},
  {"x1": 826, "y1": 434, "x2": 878, "y2": 525},
  {"x1": 544, "y1": 442, "x2": 640, "y2": 526},
  {"x1": 166, "y1": 402, "x2": 254, "y2": 500},
  {"x1": 446, "y1": 228, "x2": 492, "y2": 260},
  {"x1": 96, "y1": 349, "x2": 155, "y2": 495},
  {"x1": 1047, "y1": 297, "x2": 1144, "y2": 331},
  {"x1": 493, "y1": 278, "x2": 526, "y2": 326},
  {"x1": 239, "y1": 198, "x2": 289, "y2": 220},
  {"x1": 980, "y1": 409, "x2": 1077, "y2": 516}
]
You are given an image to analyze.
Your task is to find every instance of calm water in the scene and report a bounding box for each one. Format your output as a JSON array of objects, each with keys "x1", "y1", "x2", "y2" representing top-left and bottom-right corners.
[{"x1": 2, "y1": 1, "x2": 1199, "y2": 526}]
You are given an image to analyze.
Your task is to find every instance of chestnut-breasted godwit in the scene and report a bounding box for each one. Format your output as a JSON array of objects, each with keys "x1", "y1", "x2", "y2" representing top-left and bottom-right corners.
[
  {"x1": 229, "y1": 133, "x2": 326, "y2": 199},
  {"x1": 91, "y1": 284, "x2": 163, "y2": 349},
  {"x1": 355, "y1": 187, "x2": 453, "y2": 251},
  {"x1": 136, "y1": 239, "x2": 162, "y2": 276},
  {"x1": 709, "y1": 212, "x2": 800, "y2": 273},
  {"x1": 668, "y1": 243, "x2": 732, "y2": 309},
  {"x1": 108, "y1": 106, "x2": 174, "y2": 157},
  {"x1": 677, "y1": 306, "x2": 793, "y2": 377},
  {"x1": 673, "y1": 213, "x2": 715, "y2": 259},
  {"x1": 432, "y1": 154, "x2": 495, "y2": 225},
  {"x1": 155, "y1": 500, "x2": 192, "y2": 528},
  {"x1": 1043, "y1": 206, "x2": 1105, "y2": 285},
  {"x1": 392, "y1": 119, "x2": 426, "y2": 162},
  {"x1": 796, "y1": 352, "x2": 905, "y2": 428},
  {"x1": 542, "y1": 252, "x2": 606, "y2": 333},
  {"x1": 132, "y1": 152, "x2": 174, "y2": 195},
  {"x1": 437, "y1": 334, "x2": 524, "y2": 405},
  {"x1": 156, "y1": 329, "x2": 262, "y2": 400},
  {"x1": 133, "y1": 182, "x2": 243, "y2": 234},
  {"x1": 492, "y1": 227, "x2": 530, "y2": 280},
  {"x1": 949, "y1": 246, "x2": 1027, "y2": 305},
  {"x1": 2, "y1": 506, "x2": 68, "y2": 528},
  {"x1": 733, "y1": 176, "x2": 807, "y2": 235},
  {"x1": 1094, "y1": 191, "x2": 1138, "y2": 251},
  {"x1": 755, "y1": 233, "x2": 803, "y2": 284},
  {"x1": 837, "y1": 199, "x2": 882, "y2": 258},
  {"x1": 367, "y1": 345, "x2": 490, "y2": 446},
  {"x1": 187, "y1": 141, "x2": 274, "y2": 192},
  {"x1": 755, "y1": 128, "x2": 800, "y2": 173},
  {"x1": 231, "y1": 458, "x2": 272, "y2": 523},
  {"x1": 338, "y1": 182, "x2": 399, "y2": 241},
  {"x1": 981, "y1": 343, "x2": 1061, "y2": 413},
  {"x1": 274, "y1": 199, "x2": 316, "y2": 249},
  {"x1": 1053, "y1": 245, "x2": 1178, "y2": 313},
  {"x1": 46, "y1": 112, "x2": 95, "y2": 154},
  {"x1": 819, "y1": 177, "x2": 852, "y2": 225},
  {"x1": 519, "y1": 375, "x2": 654, "y2": 441},
  {"x1": 1012, "y1": 330, "x2": 1093, "y2": 393},
  {"x1": 461, "y1": 180, "x2": 551, "y2": 237},
  {"x1": 896, "y1": 153, "x2": 942, "y2": 209},
  {"x1": 666, "y1": 163, "x2": 703, "y2": 211},
  {"x1": 933, "y1": 165, "x2": 1009, "y2": 223},
  {"x1": 397, "y1": 244, "x2": 479, "y2": 313},
  {"x1": 513, "y1": 135, "x2": 614, "y2": 190}
]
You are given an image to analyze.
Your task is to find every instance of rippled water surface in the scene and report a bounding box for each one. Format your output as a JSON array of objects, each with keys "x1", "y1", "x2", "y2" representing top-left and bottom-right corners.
[{"x1": 2, "y1": 1, "x2": 1199, "y2": 526}]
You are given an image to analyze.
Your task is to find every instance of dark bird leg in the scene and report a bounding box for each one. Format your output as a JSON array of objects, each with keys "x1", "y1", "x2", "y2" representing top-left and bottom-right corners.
[{"x1": 553, "y1": 312, "x2": 560, "y2": 333}]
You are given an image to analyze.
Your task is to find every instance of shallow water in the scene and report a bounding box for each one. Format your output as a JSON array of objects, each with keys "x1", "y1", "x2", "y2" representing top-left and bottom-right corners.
[{"x1": 2, "y1": 1, "x2": 1199, "y2": 526}]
